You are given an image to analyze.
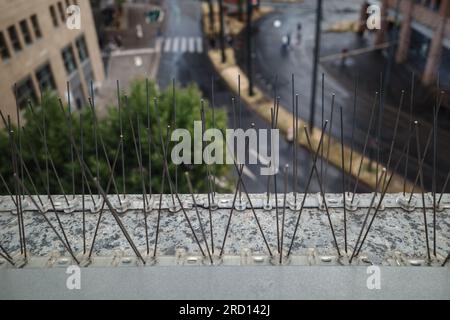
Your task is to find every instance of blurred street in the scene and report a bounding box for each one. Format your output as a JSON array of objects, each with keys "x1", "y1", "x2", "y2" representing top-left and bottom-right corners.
[
  {"x1": 95, "y1": 0, "x2": 450, "y2": 194},
  {"x1": 235, "y1": 0, "x2": 450, "y2": 192},
  {"x1": 155, "y1": 0, "x2": 370, "y2": 193}
]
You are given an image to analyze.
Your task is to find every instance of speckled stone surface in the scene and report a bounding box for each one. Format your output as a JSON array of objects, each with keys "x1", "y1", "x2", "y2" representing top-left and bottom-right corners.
[{"x1": 1, "y1": 194, "x2": 449, "y2": 264}]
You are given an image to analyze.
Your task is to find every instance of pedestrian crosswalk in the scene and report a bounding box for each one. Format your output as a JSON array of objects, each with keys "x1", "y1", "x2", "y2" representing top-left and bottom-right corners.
[{"x1": 158, "y1": 37, "x2": 203, "y2": 54}]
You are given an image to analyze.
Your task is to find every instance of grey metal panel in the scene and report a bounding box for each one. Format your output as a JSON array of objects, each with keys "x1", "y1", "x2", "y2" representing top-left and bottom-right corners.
[{"x1": 1, "y1": 266, "x2": 449, "y2": 300}]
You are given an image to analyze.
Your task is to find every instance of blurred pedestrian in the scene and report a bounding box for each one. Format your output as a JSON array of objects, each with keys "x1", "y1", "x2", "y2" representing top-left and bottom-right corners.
[
  {"x1": 227, "y1": 35, "x2": 234, "y2": 47},
  {"x1": 209, "y1": 37, "x2": 216, "y2": 48},
  {"x1": 340, "y1": 48, "x2": 349, "y2": 66},
  {"x1": 282, "y1": 35, "x2": 288, "y2": 49},
  {"x1": 296, "y1": 23, "x2": 302, "y2": 45},
  {"x1": 114, "y1": 34, "x2": 123, "y2": 48}
]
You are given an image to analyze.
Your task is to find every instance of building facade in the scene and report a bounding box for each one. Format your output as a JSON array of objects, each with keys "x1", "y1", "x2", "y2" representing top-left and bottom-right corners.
[
  {"x1": 0, "y1": 0, "x2": 105, "y2": 125},
  {"x1": 371, "y1": 0, "x2": 450, "y2": 86}
]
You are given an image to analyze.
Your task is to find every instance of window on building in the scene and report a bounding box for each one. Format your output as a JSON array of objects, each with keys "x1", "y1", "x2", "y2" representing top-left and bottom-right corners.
[
  {"x1": 0, "y1": 32, "x2": 11, "y2": 61},
  {"x1": 76, "y1": 36, "x2": 89, "y2": 62},
  {"x1": 19, "y1": 20, "x2": 33, "y2": 46},
  {"x1": 408, "y1": 29, "x2": 431, "y2": 71},
  {"x1": 57, "y1": 2, "x2": 66, "y2": 23},
  {"x1": 7, "y1": 25, "x2": 22, "y2": 52},
  {"x1": 30, "y1": 15, "x2": 42, "y2": 39},
  {"x1": 62, "y1": 45, "x2": 77, "y2": 75},
  {"x1": 433, "y1": 0, "x2": 442, "y2": 11},
  {"x1": 50, "y1": 5, "x2": 59, "y2": 27},
  {"x1": 36, "y1": 63, "x2": 56, "y2": 91},
  {"x1": 15, "y1": 77, "x2": 37, "y2": 109}
]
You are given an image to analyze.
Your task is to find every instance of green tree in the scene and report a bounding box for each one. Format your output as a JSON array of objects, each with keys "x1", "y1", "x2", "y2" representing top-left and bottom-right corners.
[{"x1": 0, "y1": 80, "x2": 228, "y2": 197}]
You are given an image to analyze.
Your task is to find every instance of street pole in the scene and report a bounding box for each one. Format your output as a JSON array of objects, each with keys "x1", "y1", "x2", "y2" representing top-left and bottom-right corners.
[
  {"x1": 247, "y1": 0, "x2": 254, "y2": 96},
  {"x1": 382, "y1": 0, "x2": 400, "y2": 108},
  {"x1": 309, "y1": 0, "x2": 323, "y2": 130},
  {"x1": 238, "y1": 0, "x2": 244, "y2": 21},
  {"x1": 208, "y1": 0, "x2": 215, "y2": 38},
  {"x1": 219, "y1": 0, "x2": 226, "y2": 63}
]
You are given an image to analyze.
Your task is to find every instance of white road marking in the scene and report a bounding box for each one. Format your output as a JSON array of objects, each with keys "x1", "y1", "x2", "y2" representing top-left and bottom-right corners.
[
  {"x1": 155, "y1": 38, "x2": 163, "y2": 52},
  {"x1": 189, "y1": 37, "x2": 195, "y2": 53},
  {"x1": 164, "y1": 38, "x2": 171, "y2": 52},
  {"x1": 162, "y1": 37, "x2": 203, "y2": 54},
  {"x1": 172, "y1": 37, "x2": 179, "y2": 53},
  {"x1": 111, "y1": 48, "x2": 156, "y2": 57},
  {"x1": 196, "y1": 37, "x2": 203, "y2": 53},
  {"x1": 180, "y1": 37, "x2": 187, "y2": 52}
]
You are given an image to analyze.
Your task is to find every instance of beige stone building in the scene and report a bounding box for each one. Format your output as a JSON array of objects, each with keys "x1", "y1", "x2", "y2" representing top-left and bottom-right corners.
[
  {"x1": 0, "y1": 0, "x2": 105, "y2": 126},
  {"x1": 369, "y1": 0, "x2": 450, "y2": 86}
]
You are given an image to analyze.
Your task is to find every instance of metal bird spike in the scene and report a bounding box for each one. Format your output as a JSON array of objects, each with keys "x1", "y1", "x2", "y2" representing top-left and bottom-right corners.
[
  {"x1": 21, "y1": 102, "x2": 70, "y2": 206},
  {"x1": 185, "y1": 172, "x2": 213, "y2": 264},
  {"x1": 340, "y1": 107, "x2": 348, "y2": 253},
  {"x1": 0, "y1": 112, "x2": 45, "y2": 208},
  {"x1": 218, "y1": 126, "x2": 273, "y2": 257},
  {"x1": 14, "y1": 173, "x2": 79, "y2": 264},
  {"x1": 153, "y1": 125, "x2": 172, "y2": 258},
  {"x1": 6, "y1": 116, "x2": 25, "y2": 257},
  {"x1": 404, "y1": 72, "x2": 415, "y2": 195},
  {"x1": 153, "y1": 98, "x2": 176, "y2": 208},
  {"x1": 210, "y1": 76, "x2": 217, "y2": 199},
  {"x1": 13, "y1": 84, "x2": 24, "y2": 202},
  {"x1": 303, "y1": 126, "x2": 341, "y2": 257},
  {"x1": 348, "y1": 74, "x2": 358, "y2": 194},
  {"x1": 172, "y1": 78, "x2": 178, "y2": 194},
  {"x1": 151, "y1": 99, "x2": 210, "y2": 256},
  {"x1": 293, "y1": 94, "x2": 299, "y2": 203},
  {"x1": 58, "y1": 102, "x2": 146, "y2": 264},
  {"x1": 66, "y1": 82, "x2": 76, "y2": 200},
  {"x1": 407, "y1": 93, "x2": 444, "y2": 204},
  {"x1": 88, "y1": 139, "x2": 124, "y2": 259},
  {"x1": 127, "y1": 111, "x2": 150, "y2": 255},
  {"x1": 116, "y1": 80, "x2": 127, "y2": 197},
  {"x1": 352, "y1": 92, "x2": 379, "y2": 202},
  {"x1": 0, "y1": 171, "x2": 17, "y2": 207},
  {"x1": 88, "y1": 97, "x2": 122, "y2": 205},
  {"x1": 321, "y1": 73, "x2": 325, "y2": 186},
  {"x1": 7, "y1": 120, "x2": 79, "y2": 261},
  {"x1": 80, "y1": 113, "x2": 86, "y2": 255},
  {"x1": 90, "y1": 81, "x2": 101, "y2": 191},
  {"x1": 432, "y1": 104, "x2": 437, "y2": 257},
  {"x1": 381, "y1": 90, "x2": 405, "y2": 189},
  {"x1": 200, "y1": 100, "x2": 215, "y2": 252},
  {"x1": 414, "y1": 121, "x2": 431, "y2": 261},
  {"x1": 324, "y1": 94, "x2": 335, "y2": 192},
  {"x1": 280, "y1": 164, "x2": 289, "y2": 264},
  {"x1": 351, "y1": 128, "x2": 414, "y2": 262},
  {"x1": 287, "y1": 121, "x2": 329, "y2": 257},
  {"x1": 146, "y1": 79, "x2": 153, "y2": 197},
  {"x1": 219, "y1": 164, "x2": 246, "y2": 257},
  {"x1": 57, "y1": 99, "x2": 95, "y2": 208},
  {"x1": 349, "y1": 168, "x2": 388, "y2": 263}
]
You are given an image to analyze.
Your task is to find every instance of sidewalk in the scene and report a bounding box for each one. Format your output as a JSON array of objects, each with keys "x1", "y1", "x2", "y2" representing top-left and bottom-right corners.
[
  {"x1": 320, "y1": 29, "x2": 450, "y2": 191},
  {"x1": 203, "y1": 4, "x2": 416, "y2": 193},
  {"x1": 95, "y1": 2, "x2": 163, "y2": 116}
]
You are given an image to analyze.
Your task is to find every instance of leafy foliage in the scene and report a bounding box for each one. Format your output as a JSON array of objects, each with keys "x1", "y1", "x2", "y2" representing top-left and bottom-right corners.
[{"x1": 0, "y1": 80, "x2": 228, "y2": 196}]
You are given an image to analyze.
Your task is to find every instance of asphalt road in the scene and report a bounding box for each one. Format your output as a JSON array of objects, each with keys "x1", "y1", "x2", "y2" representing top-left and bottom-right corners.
[
  {"x1": 239, "y1": 0, "x2": 450, "y2": 192},
  {"x1": 155, "y1": 0, "x2": 369, "y2": 194}
]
